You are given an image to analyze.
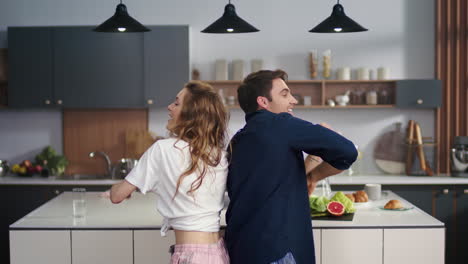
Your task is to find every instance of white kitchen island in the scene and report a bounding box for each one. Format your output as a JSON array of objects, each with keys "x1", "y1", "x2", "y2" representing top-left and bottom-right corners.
[{"x1": 10, "y1": 191, "x2": 444, "y2": 264}]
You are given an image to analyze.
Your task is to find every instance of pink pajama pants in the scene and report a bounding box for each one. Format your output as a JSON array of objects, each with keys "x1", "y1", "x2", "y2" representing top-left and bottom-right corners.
[{"x1": 169, "y1": 238, "x2": 230, "y2": 264}]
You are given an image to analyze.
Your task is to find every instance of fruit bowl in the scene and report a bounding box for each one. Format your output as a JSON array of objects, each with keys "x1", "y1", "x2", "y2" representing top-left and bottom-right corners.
[{"x1": 11, "y1": 160, "x2": 44, "y2": 177}]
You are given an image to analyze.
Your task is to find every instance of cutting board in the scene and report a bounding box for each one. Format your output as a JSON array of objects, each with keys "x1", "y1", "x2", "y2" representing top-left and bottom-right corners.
[
  {"x1": 312, "y1": 213, "x2": 355, "y2": 221},
  {"x1": 373, "y1": 123, "x2": 406, "y2": 174},
  {"x1": 125, "y1": 130, "x2": 163, "y2": 159}
]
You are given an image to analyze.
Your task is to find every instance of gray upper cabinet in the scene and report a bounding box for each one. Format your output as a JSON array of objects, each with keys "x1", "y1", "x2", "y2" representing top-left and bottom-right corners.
[
  {"x1": 144, "y1": 26, "x2": 189, "y2": 108},
  {"x1": 7, "y1": 26, "x2": 189, "y2": 109},
  {"x1": 53, "y1": 27, "x2": 144, "y2": 108},
  {"x1": 8, "y1": 27, "x2": 54, "y2": 108},
  {"x1": 396, "y1": 80, "x2": 442, "y2": 108}
]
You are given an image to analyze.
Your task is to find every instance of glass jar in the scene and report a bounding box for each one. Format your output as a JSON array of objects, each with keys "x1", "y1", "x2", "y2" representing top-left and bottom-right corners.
[
  {"x1": 313, "y1": 177, "x2": 332, "y2": 198},
  {"x1": 406, "y1": 139, "x2": 438, "y2": 176},
  {"x1": 366, "y1": 90, "x2": 378, "y2": 105},
  {"x1": 378, "y1": 89, "x2": 389, "y2": 104},
  {"x1": 350, "y1": 89, "x2": 365, "y2": 105}
]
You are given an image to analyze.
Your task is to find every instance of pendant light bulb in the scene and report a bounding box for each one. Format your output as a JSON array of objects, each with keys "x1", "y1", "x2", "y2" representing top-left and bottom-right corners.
[
  {"x1": 201, "y1": 1, "x2": 259, "y2": 33},
  {"x1": 94, "y1": 0, "x2": 150, "y2": 33},
  {"x1": 309, "y1": 0, "x2": 368, "y2": 33}
]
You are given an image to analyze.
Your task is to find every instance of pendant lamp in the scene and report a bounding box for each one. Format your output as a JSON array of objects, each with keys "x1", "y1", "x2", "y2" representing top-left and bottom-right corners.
[
  {"x1": 201, "y1": 0, "x2": 259, "y2": 33},
  {"x1": 94, "y1": 0, "x2": 150, "y2": 32},
  {"x1": 309, "y1": 0, "x2": 367, "y2": 33}
]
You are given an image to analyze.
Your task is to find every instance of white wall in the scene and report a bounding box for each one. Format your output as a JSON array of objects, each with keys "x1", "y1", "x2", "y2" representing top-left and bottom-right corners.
[{"x1": 0, "y1": 0, "x2": 436, "y2": 174}]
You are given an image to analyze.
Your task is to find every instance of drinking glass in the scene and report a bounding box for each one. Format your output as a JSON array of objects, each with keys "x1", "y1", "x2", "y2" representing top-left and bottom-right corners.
[{"x1": 72, "y1": 188, "x2": 86, "y2": 218}]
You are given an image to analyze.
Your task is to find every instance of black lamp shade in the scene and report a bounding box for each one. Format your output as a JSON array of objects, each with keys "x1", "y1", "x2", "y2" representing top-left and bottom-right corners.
[
  {"x1": 94, "y1": 3, "x2": 150, "y2": 33},
  {"x1": 201, "y1": 3, "x2": 259, "y2": 33},
  {"x1": 309, "y1": 4, "x2": 367, "y2": 33}
]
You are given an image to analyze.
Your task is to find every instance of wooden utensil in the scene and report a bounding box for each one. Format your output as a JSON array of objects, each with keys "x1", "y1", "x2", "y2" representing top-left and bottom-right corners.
[
  {"x1": 125, "y1": 130, "x2": 161, "y2": 159},
  {"x1": 414, "y1": 122, "x2": 426, "y2": 171},
  {"x1": 413, "y1": 122, "x2": 433, "y2": 175},
  {"x1": 405, "y1": 120, "x2": 415, "y2": 175}
]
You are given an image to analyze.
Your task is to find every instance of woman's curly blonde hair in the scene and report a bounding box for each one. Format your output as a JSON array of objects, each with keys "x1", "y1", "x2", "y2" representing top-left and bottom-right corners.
[{"x1": 168, "y1": 81, "x2": 229, "y2": 197}]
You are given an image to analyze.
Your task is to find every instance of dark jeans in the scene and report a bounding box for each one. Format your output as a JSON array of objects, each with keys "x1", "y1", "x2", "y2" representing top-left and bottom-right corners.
[{"x1": 270, "y1": 252, "x2": 296, "y2": 264}]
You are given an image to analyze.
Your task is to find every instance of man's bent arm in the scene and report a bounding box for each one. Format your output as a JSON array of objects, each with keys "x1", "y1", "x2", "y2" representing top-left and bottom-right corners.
[{"x1": 306, "y1": 162, "x2": 342, "y2": 195}]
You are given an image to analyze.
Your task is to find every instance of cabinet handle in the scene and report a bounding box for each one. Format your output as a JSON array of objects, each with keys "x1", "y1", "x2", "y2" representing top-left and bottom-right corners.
[
  {"x1": 56, "y1": 99, "x2": 63, "y2": 105},
  {"x1": 44, "y1": 99, "x2": 51, "y2": 105},
  {"x1": 147, "y1": 99, "x2": 154, "y2": 105},
  {"x1": 442, "y1": 189, "x2": 449, "y2": 194},
  {"x1": 54, "y1": 190, "x2": 60, "y2": 195},
  {"x1": 416, "y1": 99, "x2": 423, "y2": 105},
  {"x1": 464, "y1": 189, "x2": 468, "y2": 194}
]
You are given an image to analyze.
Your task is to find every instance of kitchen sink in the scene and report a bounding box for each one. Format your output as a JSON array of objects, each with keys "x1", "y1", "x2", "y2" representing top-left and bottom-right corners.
[{"x1": 55, "y1": 174, "x2": 111, "y2": 180}]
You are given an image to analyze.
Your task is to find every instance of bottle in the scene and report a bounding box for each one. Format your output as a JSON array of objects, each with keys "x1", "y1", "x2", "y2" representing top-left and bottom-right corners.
[
  {"x1": 322, "y1": 50, "x2": 331, "y2": 79},
  {"x1": 366, "y1": 90, "x2": 378, "y2": 105},
  {"x1": 378, "y1": 89, "x2": 389, "y2": 104},
  {"x1": 218, "y1": 88, "x2": 226, "y2": 105}
]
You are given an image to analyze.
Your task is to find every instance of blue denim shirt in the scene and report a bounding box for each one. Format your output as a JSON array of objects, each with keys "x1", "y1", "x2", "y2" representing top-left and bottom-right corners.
[{"x1": 225, "y1": 110, "x2": 357, "y2": 264}]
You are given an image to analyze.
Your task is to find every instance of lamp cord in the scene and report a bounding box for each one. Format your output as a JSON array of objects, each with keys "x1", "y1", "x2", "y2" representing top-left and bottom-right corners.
[
  {"x1": 229, "y1": 0, "x2": 231, "y2": 4},
  {"x1": 337, "y1": 0, "x2": 340, "y2": 4},
  {"x1": 120, "y1": 0, "x2": 122, "y2": 4}
]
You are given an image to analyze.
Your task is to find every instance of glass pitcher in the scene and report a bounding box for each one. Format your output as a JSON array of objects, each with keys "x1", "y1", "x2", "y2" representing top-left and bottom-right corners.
[{"x1": 312, "y1": 177, "x2": 332, "y2": 198}]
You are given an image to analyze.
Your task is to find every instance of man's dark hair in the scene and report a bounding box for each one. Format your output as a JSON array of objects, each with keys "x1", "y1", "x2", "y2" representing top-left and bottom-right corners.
[{"x1": 237, "y1": 70, "x2": 288, "y2": 114}]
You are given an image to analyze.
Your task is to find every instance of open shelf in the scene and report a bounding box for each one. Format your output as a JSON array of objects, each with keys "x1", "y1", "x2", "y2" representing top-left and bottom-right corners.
[{"x1": 206, "y1": 80, "x2": 397, "y2": 109}]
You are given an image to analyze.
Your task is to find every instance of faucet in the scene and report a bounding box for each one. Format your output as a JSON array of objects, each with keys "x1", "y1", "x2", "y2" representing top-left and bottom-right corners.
[{"x1": 89, "y1": 151, "x2": 112, "y2": 178}]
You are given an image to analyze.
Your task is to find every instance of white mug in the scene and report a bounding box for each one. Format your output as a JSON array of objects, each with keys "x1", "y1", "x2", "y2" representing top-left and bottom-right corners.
[{"x1": 364, "y1": 183, "x2": 381, "y2": 200}]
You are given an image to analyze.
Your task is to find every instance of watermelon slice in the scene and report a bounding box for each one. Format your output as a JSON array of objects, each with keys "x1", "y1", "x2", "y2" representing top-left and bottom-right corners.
[{"x1": 327, "y1": 201, "x2": 345, "y2": 216}]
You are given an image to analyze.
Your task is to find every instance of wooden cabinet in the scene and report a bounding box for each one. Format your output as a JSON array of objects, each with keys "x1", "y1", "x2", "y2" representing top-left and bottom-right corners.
[
  {"x1": 322, "y1": 229, "x2": 383, "y2": 264},
  {"x1": 383, "y1": 228, "x2": 444, "y2": 264},
  {"x1": 6, "y1": 26, "x2": 188, "y2": 109},
  {"x1": 134, "y1": 230, "x2": 175, "y2": 264},
  {"x1": 10, "y1": 230, "x2": 71, "y2": 264},
  {"x1": 72, "y1": 230, "x2": 132, "y2": 264},
  {"x1": 206, "y1": 79, "x2": 441, "y2": 109}
]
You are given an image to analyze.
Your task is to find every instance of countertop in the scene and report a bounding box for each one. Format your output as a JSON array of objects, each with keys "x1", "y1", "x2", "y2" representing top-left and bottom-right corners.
[
  {"x1": 0, "y1": 175, "x2": 119, "y2": 185},
  {"x1": 10, "y1": 191, "x2": 443, "y2": 230},
  {"x1": 329, "y1": 175, "x2": 468, "y2": 185},
  {"x1": 2, "y1": 174, "x2": 468, "y2": 186}
]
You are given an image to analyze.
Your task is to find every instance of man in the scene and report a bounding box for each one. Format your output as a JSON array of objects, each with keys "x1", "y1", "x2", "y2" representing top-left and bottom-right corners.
[{"x1": 225, "y1": 70, "x2": 357, "y2": 264}]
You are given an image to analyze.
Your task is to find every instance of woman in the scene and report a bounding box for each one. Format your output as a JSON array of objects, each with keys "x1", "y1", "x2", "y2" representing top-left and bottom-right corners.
[{"x1": 110, "y1": 81, "x2": 230, "y2": 264}]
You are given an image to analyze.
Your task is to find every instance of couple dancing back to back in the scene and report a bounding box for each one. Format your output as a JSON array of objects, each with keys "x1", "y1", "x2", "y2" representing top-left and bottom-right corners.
[{"x1": 111, "y1": 69, "x2": 357, "y2": 264}]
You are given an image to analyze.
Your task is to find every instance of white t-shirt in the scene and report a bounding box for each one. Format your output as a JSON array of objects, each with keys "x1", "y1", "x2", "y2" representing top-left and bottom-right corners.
[{"x1": 125, "y1": 138, "x2": 228, "y2": 236}]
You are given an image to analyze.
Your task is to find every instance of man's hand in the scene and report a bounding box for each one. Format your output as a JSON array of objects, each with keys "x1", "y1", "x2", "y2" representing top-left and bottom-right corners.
[
  {"x1": 319, "y1": 122, "x2": 332, "y2": 129},
  {"x1": 305, "y1": 122, "x2": 341, "y2": 196},
  {"x1": 306, "y1": 162, "x2": 342, "y2": 196}
]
